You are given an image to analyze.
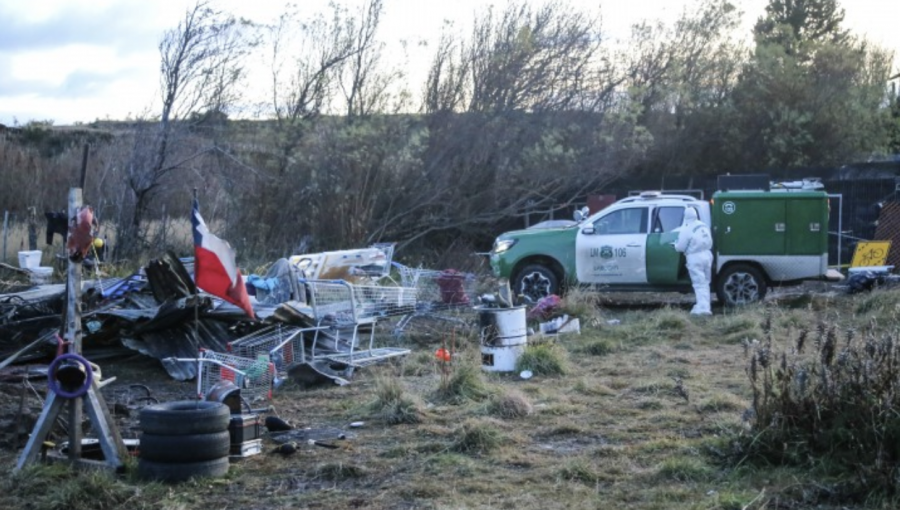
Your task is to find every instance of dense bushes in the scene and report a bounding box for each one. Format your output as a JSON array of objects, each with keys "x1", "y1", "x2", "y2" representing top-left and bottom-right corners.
[{"x1": 739, "y1": 304, "x2": 900, "y2": 494}]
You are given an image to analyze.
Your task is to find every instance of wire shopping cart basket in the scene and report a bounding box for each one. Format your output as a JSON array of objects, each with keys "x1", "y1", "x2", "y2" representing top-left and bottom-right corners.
[
  {"x1": 228, "y1": 323, "x2": 312, "y2": 374},
  {"x1": 167, "y1": 349, "x2": 276, "y2": 404},
  {"x1": 300, "y1": 279, "x2": 414, "y2": 366},
  {"x1": 391, "y1": 263, "x2": 478, "y2": 335}
]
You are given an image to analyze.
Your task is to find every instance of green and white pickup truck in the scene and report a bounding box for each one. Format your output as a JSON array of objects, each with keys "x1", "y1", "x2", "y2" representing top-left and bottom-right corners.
[{"x1": 489, "y1": 190, "x2": 831, "y2": 306}]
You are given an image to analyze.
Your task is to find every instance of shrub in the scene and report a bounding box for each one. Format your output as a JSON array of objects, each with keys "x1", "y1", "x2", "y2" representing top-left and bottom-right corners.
[
  {"x1": 738, "y1": 316, "x2": 900, "y2": 494},
  {"x1": 517, "y1": 343, "x2": 568, "y2": 376}
]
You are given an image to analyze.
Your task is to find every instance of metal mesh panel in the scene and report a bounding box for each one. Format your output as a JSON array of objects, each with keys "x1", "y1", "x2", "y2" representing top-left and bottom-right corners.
[
  {"x1": 304, "y1": 279, "x2": 417, "y2": 324},
  {"x1": 873, "y1": 201, "x2": 900, "y2": 269},
  {"x1": 392, "y1": 263, "x2": 478, "y2": 335},
  {"x1": 196, "y1": 350, "x2": 275, "y2": 403},
  {"x1": 228, "y1": 324, "x2": 311, "y2": 375},
  {"x1": 395, "y1": 265, "x2": 477, "y2": 311}
]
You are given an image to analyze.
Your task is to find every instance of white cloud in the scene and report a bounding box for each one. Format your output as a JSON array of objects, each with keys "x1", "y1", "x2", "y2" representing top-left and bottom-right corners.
[{"x1": 0, "y1": 0, "x2": 896, "y2": 127}]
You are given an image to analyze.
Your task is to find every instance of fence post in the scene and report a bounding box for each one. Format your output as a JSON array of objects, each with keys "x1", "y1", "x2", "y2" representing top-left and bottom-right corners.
[
  {"x1": 2, "y1": 210, "x2": 8, "y2": 264},
  {"x1": 27, "y1": 206, "x2": 37, "y2": 251}
]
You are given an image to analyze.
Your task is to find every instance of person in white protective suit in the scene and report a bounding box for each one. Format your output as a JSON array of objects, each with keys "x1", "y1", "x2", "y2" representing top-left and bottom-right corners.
[{"x1": 673, "y1": 207, "x2": 713, "y2": 315}]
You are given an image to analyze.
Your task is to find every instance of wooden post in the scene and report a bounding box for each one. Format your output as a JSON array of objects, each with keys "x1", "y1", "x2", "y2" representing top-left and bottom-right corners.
[
  {"x1": 2, "y1": 210, "x2": 8, "y2": 264},
  {"x1": 79, "y1": 144, "x2": 90, "y2": 190},
  {"x1": 15, "y1": 188, "x2": 127, "y2": 472},
  {"x1": 27, "y1": 207, "x2": 37, "y2": 251},
  {"x1": 65, "y1": 189, "x2": 83, "y2": 460}
]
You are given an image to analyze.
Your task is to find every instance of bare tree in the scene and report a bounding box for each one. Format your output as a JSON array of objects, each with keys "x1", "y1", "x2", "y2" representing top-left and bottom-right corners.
[
  {"x1": 389, "y1": 1, "x2": 647, "y2": 251},
  {"x1": 116, "y1": 1, "x2": 250, "y2": 259},
  {"x1": 338, "y1": 0, "x2": 406, "y2": 120},
  {"x1": 425, "y1": 31, "x2": 471, "y2": 113},
  {"x1": 267, "y1": 4, "x2": 357, "y2": 166}
]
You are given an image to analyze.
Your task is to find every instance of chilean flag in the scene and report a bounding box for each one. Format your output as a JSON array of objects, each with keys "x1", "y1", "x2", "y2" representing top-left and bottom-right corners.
[{"x1": 191, "y1": 199, "x2": 255, "y2": 319}]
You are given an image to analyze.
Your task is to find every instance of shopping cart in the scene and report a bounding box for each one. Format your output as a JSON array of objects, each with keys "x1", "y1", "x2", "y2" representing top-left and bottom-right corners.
[
  {"x1": 166, "y1": 349, "x2": 277, "y2": 405},
  {"x1": 227, "y1": 323, "x2": 319, "y2": 376},
  {"x1": 299, "y1": 279, "x2": 414, "y2": 366},
  {"x1": 391, "y1": 263, "x2": 478, "y2": 335}
]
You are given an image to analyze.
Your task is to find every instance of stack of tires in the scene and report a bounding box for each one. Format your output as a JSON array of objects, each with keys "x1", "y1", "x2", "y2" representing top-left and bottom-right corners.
[{"x1": 138, "y1": 401, "x2": 231, "y2": 482}]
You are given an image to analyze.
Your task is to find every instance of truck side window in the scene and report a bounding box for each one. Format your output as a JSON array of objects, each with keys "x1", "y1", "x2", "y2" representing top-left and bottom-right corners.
[
  {"x1": 594, "y1": 207, "x2": 648, "y2": 235},
  {"x1": 653, "y1": 207, "x2": 685, "y2": 233}
]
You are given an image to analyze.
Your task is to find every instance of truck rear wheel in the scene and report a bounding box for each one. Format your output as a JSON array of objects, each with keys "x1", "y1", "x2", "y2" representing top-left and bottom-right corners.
[
  {"x1": 716, "y1": 264, "x2": 767, "y2": 306},
  {"x1": 514, "y1": 264, "x2": 558, "y2": 303}
]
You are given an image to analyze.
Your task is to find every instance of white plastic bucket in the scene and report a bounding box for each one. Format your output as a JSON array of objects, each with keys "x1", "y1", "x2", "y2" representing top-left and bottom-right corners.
[
  {"x1": 18, "y1": 250, "x2": 42, "y2": 269},
  {"x1": 477, "y1": 305, "x2": 527, "y2": 372},
  {"x1": 29, "y1": 266, "x2": 53, "y2": 285}
]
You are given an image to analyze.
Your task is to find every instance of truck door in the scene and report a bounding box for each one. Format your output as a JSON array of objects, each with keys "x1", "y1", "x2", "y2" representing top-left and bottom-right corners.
[
  {"x1": 715, "y1": 196, "x2": 786, "y2": 255},
  {"x1": 575, "y1": 206, "x2": 648, "y2": 285},
  {"x1": 646, "y1": 206, "x2": 688, "y2": 284}
]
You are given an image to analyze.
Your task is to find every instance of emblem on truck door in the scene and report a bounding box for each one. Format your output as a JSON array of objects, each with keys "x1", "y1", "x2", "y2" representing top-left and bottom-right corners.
[{"x1": 722, "y1": 201, "x2": 736, "y2": 215}]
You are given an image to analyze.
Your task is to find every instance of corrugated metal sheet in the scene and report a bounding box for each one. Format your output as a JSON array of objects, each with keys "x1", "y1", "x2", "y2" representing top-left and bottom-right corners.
[{"x1": 121, "y1": 318, "x2": 240, "y2": 381}]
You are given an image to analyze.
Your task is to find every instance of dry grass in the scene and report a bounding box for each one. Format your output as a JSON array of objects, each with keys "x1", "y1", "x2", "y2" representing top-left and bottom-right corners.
[
  {"x1": 2, "y1": 288, "x2": 900, "y2": 509},
  {"x1": 485, "y1": 388, "x2": 534, "y2": 419},
  {"x1": 367, "y1": 374, "x2": 426, "y2": 425}
]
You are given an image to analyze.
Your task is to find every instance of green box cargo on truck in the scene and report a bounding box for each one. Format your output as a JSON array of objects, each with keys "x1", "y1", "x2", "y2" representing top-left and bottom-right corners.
[{"x1": 489, "y1": 189, "x2": 830, "y2": 306}]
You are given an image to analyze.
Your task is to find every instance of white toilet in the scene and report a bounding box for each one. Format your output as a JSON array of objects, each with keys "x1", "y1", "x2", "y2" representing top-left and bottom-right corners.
[{"x1": 18, "y1": 250, "x2": 53, "y2": 285}]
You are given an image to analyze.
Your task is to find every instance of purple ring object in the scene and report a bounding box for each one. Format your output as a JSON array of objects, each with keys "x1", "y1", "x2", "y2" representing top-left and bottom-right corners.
[{"x1": 47, "y1": 353, "x2": 94, "y2": 399}]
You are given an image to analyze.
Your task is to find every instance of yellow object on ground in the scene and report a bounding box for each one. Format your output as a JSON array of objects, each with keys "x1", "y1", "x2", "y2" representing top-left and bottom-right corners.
[{"x1": 850, "y1": 241, "x2": 891, "y2": 267}]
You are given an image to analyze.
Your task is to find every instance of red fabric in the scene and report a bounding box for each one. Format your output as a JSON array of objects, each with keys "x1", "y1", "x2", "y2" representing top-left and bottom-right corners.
[
  {"x1": 436, "y1": 269, "x2": 470, "y2": 304},
  {"x1": 192, "y1": 200, "x2": 255, "y2": 319},
  {"x1": 194, "y1": 246, "x2": 255, "y2": 318}
]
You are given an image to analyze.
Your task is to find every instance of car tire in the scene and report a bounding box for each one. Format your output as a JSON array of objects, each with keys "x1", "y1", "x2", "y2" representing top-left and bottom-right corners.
[
  {"x1": 139, "y1": 431, "x2": 231, "y2": 463},
  {"x1": 514, "y1": 264, "x2": 559, "y2": 303},
  {"x1": 139, "y1": 401, "x2": 230, "y2": 436},
  {"x1": 137, "y1": 457, "x2": 230, "y2": 483},
  {"x1": 716, "y1": 264, "x2": 767, "y2": 306}
]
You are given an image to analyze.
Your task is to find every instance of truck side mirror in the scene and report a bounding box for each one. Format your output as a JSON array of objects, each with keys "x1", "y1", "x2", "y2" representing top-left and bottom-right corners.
[
  {"x1": 581, "y1": 226, "x2": 595, "y2": 235},
  {"x1": 574, "y1": 206, "x2": 589, "y2": 222}
]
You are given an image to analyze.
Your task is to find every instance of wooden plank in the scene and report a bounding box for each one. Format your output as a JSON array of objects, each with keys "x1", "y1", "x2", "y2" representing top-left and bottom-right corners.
[
  {"x1": 83, "y1": 385, "x2": 127, "y2": 468},
  {"x1": 0, "y1": 331, "x2": 55, "y2": 371},
  {"x1": 15, "y1": 391, "x2": 64, "y2": 470}
]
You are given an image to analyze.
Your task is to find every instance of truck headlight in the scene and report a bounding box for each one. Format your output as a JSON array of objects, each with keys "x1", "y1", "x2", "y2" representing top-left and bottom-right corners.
[{"x1": 492, "y1": 239, "x2": 517, "y2": 254}]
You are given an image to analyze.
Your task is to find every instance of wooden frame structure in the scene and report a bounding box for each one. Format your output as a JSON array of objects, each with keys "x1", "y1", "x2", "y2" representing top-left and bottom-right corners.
[{"x1": 16, "y1": 188, "x2": 127, "y2": 471}]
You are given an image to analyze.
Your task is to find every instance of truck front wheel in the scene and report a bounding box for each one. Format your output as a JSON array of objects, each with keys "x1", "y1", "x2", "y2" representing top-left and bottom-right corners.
[
  {"x1": 514, "y1": 264, "x2": 559, "y2": 303},
  {"x1": 716, "y1": 264, "x2": 767, "y2": 306}
]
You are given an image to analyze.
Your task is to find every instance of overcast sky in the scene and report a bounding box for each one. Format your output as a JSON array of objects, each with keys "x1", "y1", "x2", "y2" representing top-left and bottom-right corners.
[{"x1": 1, "y1": 0, "x2": 897, "y2": 126}]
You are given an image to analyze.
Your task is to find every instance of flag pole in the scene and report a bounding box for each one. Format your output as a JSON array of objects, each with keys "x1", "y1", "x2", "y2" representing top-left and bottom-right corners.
[{"x1": 192, "y1": 189, "x2": 200, "y2": 357}]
